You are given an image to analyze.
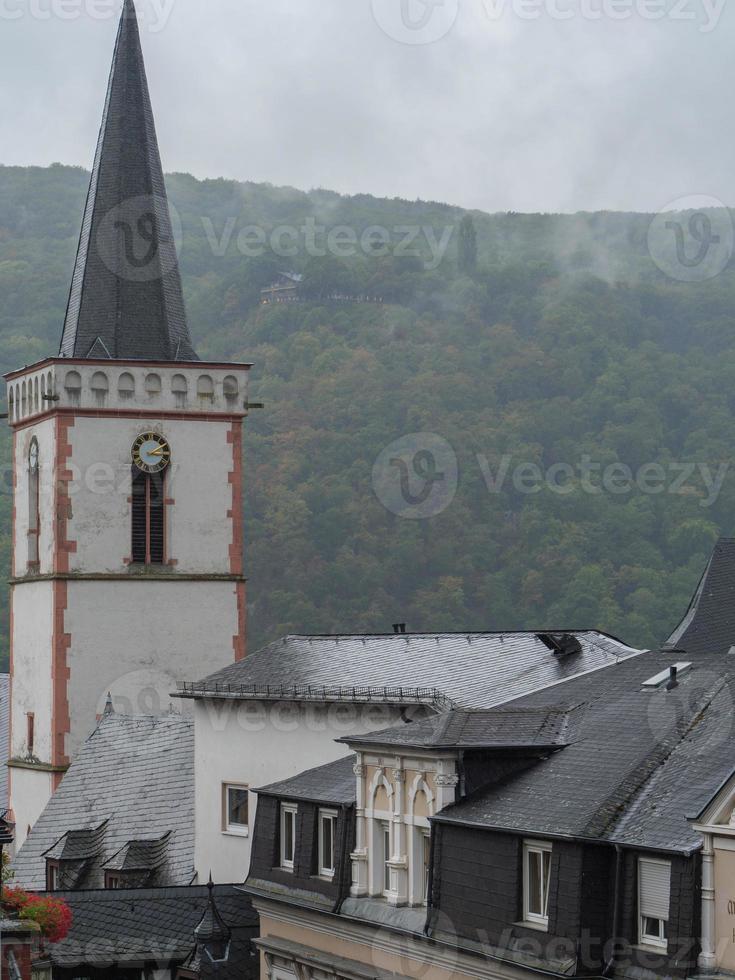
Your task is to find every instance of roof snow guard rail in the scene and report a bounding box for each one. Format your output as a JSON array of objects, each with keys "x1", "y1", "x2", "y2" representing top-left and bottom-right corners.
[{"x1": 175, "y1": 681, "x2": 455, "y2": 709}]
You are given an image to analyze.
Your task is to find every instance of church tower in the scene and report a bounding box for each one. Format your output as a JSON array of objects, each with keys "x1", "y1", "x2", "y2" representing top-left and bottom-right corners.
[{"x1": 5, "y1": 0, "x2": 250, "y2": 846}]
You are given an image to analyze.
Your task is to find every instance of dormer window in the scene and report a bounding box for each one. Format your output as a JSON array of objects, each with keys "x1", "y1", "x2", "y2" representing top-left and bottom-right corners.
[
  {"x1": 280, "y1": 804, "x2": 297, "y2": 871},
  {"x1": 318, "y1": 809, "x2": 337, "y2": 879},
  {"x1": 46, "y1": 859, "x2": 60, "y2": 892},
  {"x1": 105, "y1": 872, "x2": 121, "y2": 889},
  {"x1": 523, "y1": 840, "x2": 552, "y2": 929},
  {"x1": 639, "y1": 857, "x2": 670, "y2": 949}
]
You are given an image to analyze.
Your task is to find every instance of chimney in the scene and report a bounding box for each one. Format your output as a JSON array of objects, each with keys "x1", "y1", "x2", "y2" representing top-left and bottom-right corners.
[
  {"x1": 392, "y1": 624, "x2": 407, "y2": 635},
  {"x1": 666, "y1": 665, "x2": 679, "y2": 691}
]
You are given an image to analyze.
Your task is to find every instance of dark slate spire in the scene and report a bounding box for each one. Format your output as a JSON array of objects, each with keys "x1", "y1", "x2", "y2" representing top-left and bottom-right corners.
[
  {"x1": 59, "y1": 0, "x2": 197, "y2": 361},
  {"x1": 193, "y1": 875, "x2": 232, "y2": 963}
]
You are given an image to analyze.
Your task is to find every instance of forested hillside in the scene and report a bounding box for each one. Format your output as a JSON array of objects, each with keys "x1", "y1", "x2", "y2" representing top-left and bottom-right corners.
[{"x1": 1, "y1": 163, "x2": 735, "y2": 669}]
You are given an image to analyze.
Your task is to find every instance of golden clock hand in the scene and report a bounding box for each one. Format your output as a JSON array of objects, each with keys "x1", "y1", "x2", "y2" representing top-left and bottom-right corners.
[{"x1": 148, "y1": 446, "x2": 169, "y2": 457}]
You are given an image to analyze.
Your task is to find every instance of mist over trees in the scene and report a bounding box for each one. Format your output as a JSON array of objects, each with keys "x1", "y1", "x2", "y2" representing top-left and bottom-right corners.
[{"x1": 1, "y1": 163, "x2": 734, "y2": 666}]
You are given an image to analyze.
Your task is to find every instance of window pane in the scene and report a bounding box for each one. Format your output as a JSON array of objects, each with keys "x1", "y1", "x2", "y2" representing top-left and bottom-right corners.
[
  {"x1": 423, "y1": 833, "x2": 431, "y2": 902},
  {"x1": 227, "y1": 788, "x2": 248, "y2": 828},
  {"x1": 542, "y1": 849, "x2": 552, "y2": 917},
  {"x1": 643, "y1": 916, "x2": 667, "y2": 943},
  {"x1": 528, "y1": 851, "x2": 542, "y2": 915},
  {"x1": 383, "y1": 827, "x2": 391, "y2": 892},
  {"x1": 321, "y1": 816, "x2": 334, "y2": 872},
  {"x1": 283, "y1": 810, "x2": 294, "y2": 863}
]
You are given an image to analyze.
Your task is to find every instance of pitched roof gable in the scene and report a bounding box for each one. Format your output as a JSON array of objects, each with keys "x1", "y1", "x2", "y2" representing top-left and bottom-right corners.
[{"x1": 13, "y1": 712, "x2": 195, "y2": 890}]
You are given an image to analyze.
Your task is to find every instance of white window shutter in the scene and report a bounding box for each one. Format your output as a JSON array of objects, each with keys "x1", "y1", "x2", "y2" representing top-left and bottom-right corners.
[{"x1": 639, "y1": 858, "x2": 671, "y2": 920}]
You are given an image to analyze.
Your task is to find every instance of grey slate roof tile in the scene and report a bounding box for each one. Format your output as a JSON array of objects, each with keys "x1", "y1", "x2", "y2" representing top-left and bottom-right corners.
[
  {"x1": 434, "y1": 540, "x2": 735, "y2": 853},
  {"x1": 256, "y1": 755, "x2": 357, "y2": 805},
  {"x1": 12, "y1": 712, "x2": 194, "y2": 890},
  {"x1": 48, "y1": 884, "x2": 258, "y2": 977},
  {"x1": 427, "y1": 540, "x2": 735, "y2": 852},
  {"x1": 340, "y1": 706, "x2": 577, "y2": 751},
  {"x1": 59, "y1": 0, "x2": 197, "y2": 362},
  {"x1": 183, "y1": 631, "x2": 642, "y2": 710},
  {"x1": 0, "y1": 674, "x2": 9, "y2": 811},
  {"x1": 666, "y1": 537, "x2": 735, "y2": 657}
]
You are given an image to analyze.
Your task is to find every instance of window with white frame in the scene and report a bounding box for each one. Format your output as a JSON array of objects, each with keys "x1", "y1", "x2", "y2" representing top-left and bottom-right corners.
[
  {"x1": 223, "y1": 784, "x2": 249, "y2": 835},
  {"x1": 318, "y1": 809, "x2": 337, "y2": 878},
  {"x1": 523, "y1": 841, "x2": 552, "y2": 927},
  {"x1": 638, "y1": 857, "x2": 670, "y2": 949},
  {"x1": 280, "y1": 803, "x2": 297, "y2": 870},
  {"x1": 381, "y1": 822, "x2": 392, "y2": 895},
  {"x1": 421, "y1": 830, "x2": 432, "y2": 904}
]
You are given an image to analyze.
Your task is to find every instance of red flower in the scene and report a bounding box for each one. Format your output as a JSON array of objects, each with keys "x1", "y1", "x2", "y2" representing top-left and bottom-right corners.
[{"x1": 2, "y1": 888, "x2": 73, "y2": 943}]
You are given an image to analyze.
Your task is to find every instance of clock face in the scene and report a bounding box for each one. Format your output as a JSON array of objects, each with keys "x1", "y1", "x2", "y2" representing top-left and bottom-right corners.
[{"x1": 132, "y1": 432, "x2": 171, "y2": 474}]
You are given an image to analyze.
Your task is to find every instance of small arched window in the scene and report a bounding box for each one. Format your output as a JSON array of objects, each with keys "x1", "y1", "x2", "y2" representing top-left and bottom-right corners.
[
  {"x1": 172, "y1": 374, "x2": 188, "y2": 409},
  {"x1": 197, "y1": 375, "x2": 214, "y2": 401},
  {"x1": 145, "y1": 374, "x2": 162, "y2": 398},
  {"x1": 28, "y1": 438, "x2": 40, "y2": 567},
  {"x1": 91, "y1": 371, "x2": 109, "y2": 407},
  {"x1": 64, "y1": 371, "x2": 82, "y2": 407},
  {"x1": 223, "y1": 375, "x2": 239, "y2": 406},
  {"x1": 118, "y1": 373, "x2": 136, "y2": 400}
]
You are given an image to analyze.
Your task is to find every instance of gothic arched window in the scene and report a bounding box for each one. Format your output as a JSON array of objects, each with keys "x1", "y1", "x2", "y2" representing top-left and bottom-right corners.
[
  {"x1": 131, "y1": 469, "x2": 166, "y2": 565},
  {"x1": 28, "y1": 438, "x2": 40, "y2": 567}
]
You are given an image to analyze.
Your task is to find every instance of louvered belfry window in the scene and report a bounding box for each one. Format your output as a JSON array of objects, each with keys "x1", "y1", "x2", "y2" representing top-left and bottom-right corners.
[{"x1": 131, "y1": 468, "x2": 165, "y2": 565}]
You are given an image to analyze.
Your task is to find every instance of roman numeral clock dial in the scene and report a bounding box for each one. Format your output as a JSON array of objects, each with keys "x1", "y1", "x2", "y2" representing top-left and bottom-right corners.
[{"x1": 132, "y1": 432, "x2": 171, "y2": 474}]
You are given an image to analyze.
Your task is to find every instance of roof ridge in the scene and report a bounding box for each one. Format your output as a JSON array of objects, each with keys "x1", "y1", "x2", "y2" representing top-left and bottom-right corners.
[{"x1": 584, "y1": 674, "x2": 731, "y2": 840}]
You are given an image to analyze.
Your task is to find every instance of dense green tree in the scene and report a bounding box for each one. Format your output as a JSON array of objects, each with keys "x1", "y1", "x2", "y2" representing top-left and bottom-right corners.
[
  {"x1": 457, "y1": 213, "x2": 478, "y2": 274},
  {"x1": 0, "y1": 164, "x2": 733, "y2": 671}
]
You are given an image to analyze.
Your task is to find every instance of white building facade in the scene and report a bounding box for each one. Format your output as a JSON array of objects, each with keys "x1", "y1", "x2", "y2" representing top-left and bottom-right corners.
[
  {"x1": 6, "y1": 359, "x2": 250, "y2": 845},
  {"x1": 5, "y1": 0, "x2": 252, "y2": 847}
]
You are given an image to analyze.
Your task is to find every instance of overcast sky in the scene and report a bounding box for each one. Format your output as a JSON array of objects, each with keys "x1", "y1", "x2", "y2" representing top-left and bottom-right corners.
[{"x1": 1, "y1": 0, "x2": 732, "y2": 214}]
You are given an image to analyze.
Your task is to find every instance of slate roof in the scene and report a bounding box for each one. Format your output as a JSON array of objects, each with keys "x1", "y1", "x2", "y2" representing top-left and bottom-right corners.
[
  {"x1": 666, "y1": 537, "x2": 735, "y2": 657},
  {"x1": 256, "y1": 755, "x2": 357, "y2": 806},
  {"x1": 47, "y1": 884, "x2": 258, "y2": 978},
  {"x1": 59, "y1": 0, "x2": 197, "y2": 362},
  {"x1": 434, "y1": 649, "x2": 735, "y2": 853},
  {"x1": 104, "y1": 831, "x2": 172, "y2": 873},
  {"x1": 44, "y1": 820, "x2": 109, "y2": 862},
  {"x1": 424, "y1": 539, "x2": 735, "y2": 853},
  {"x1": 178, "y1": 631, "x2": 642, "y2": 710},
  {"x1": 13, "y1": 712, "x2": 194, "y2": 890},
  {"x1": 0, "y1": 674, "x2": 9, "y2": 811},
  {"x1": 339, "y1": 706, "x2": 577, "y2": 751}
]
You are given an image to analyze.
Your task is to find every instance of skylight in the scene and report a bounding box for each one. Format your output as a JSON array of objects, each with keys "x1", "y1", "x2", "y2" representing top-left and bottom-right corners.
[{"x1": 642, "y1": 663, "x2": 692, "y2": 689}]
